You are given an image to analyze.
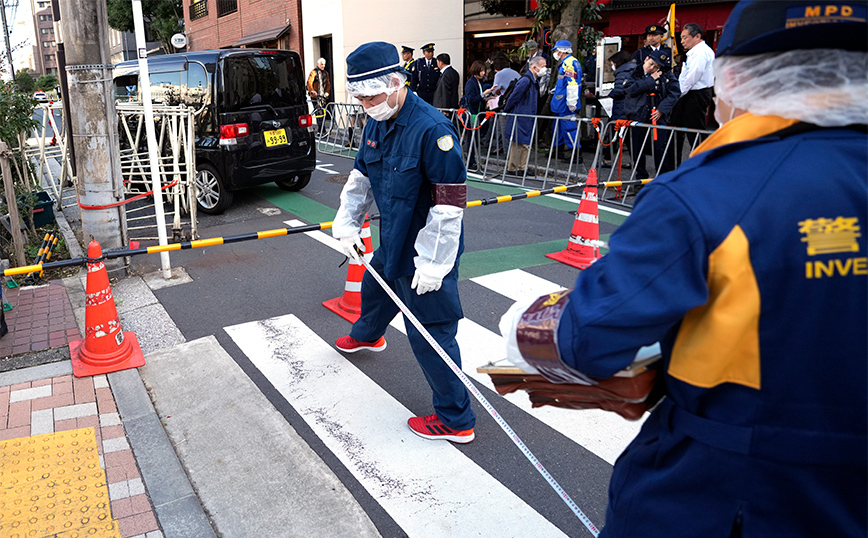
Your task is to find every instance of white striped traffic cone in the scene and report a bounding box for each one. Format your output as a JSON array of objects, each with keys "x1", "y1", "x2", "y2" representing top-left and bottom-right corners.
[
  {"x1": 323, "y1": 216, "x2": 373, "y2": 323},
  {"x1": 546, "y1": 169, "x2": 602, "y2": 270}
]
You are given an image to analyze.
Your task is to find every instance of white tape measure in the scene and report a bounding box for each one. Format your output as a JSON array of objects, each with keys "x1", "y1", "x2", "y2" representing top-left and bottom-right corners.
[{"x1": 358, "y1": 255, "x2": 600, "y2": 537}]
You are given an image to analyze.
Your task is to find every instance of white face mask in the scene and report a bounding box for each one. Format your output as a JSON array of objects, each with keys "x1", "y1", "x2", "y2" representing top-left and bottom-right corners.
[
  {"x1": 366, "y1": 89, "x2": 399, "y2": 121},
  {"x1": 537, "y1": 67, "x2": 549, "y2": 78}
]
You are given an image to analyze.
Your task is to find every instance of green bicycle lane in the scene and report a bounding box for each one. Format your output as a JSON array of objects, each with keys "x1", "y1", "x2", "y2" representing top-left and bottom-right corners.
[{"x1": 256, "y1": 179, "x2": 629, "y2": 280}]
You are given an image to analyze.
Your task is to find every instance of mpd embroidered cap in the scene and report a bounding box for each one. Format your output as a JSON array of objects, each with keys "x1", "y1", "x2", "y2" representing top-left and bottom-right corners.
[
  {"x1": 421, "y1": 43, "x2": 435, "y2": 51},
  {"x1": 648, "y1": 48, "x2": 671, "y2": 69},
  {"x1": 347, "y1": 42, "x2": 410, "y2": 83},
  {"x1": 645, "y1": 24, "x2": 665, "y2": 35},
  {"x1": 401, "y1": 45, "x2": 414, "y2": 54},
  {"x1": 717, "y1": 0, "x2": 867, "y2": 56}
]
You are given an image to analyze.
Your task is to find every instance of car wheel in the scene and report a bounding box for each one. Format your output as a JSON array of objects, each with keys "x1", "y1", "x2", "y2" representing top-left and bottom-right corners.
[
  {"x1": 195, "y1": 163, "x2": 233, "y2": 214},
  {"x1": 275, "y1": 172, "x2": 312, "y2": 192}
]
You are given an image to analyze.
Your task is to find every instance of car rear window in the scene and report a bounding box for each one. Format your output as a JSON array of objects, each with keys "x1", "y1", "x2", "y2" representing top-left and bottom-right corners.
[{"x1": 221, "y1": 52, "x2": 305, "y2": 113}]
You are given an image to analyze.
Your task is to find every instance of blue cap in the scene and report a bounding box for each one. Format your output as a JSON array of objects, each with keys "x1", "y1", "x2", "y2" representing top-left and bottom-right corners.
[
  {"x1": 648, "y1": 49, "x2": 671, "y2": 69},
  {"x1": 718, "y1": 0, "x2": 867, "y2": 56},
  {"x1": 347, "y1": 42, "x2": 409, "y2": 83},
  {"x1": 554, "y1": 40, "x2": 572, "y2": 50}
]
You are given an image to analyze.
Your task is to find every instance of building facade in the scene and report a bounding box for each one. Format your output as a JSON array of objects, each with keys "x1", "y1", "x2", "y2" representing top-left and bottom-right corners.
[
  {"x1": 31, "y1": 0, "x2": 57, "y2": 76},
  {"x1": 302, "y1": 0, "x2": 464, "y2": 104},
  {"x1": 108, "y1": 28, "x2": 164, "y2": 65},
  {"x1": 184, "y1": 0, "x2": 303, "y2": 53}
]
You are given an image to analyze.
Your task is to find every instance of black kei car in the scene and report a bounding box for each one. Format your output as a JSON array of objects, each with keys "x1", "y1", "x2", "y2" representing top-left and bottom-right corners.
[{"x1": 114, "y1": 49, "x2": 316, "y2": 214}]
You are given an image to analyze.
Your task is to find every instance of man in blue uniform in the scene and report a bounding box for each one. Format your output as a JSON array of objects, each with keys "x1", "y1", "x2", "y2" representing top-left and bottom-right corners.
[
  {"x1": 502, "y1": 1, "x2": 867, "y2": 535},
  {"x1": 550, "y1": 40, "x2": 582, "y2": 163},
  {"x1": 332, "y1": 42, "x2": 476, "y2": 443},
  {"x1": 401, "y1": 45, "x2": 418, "y2": 89},
  {"x1": 631, "y1": 24, "x2": 671, "y2": 66},
  {"x1": 625, "y1": 49, "x2": 681, "y2": 179},
  {"x1": 414, "y1": 43, "x2": 440, "y2": 105}
]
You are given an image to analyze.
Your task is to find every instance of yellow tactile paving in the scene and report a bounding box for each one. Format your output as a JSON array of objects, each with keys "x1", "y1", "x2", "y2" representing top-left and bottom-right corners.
[{"x1": 0, "y1": 427, "x2": 120, "y2": 537}]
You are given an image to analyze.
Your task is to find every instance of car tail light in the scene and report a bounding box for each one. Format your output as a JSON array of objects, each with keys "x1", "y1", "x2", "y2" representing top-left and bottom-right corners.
[
  {"x1": 298, "y1": 115, "x2": 312, "y2": 128},
  {"x1": 220, "y1": 123, "x2": 249, "y2": 139}
]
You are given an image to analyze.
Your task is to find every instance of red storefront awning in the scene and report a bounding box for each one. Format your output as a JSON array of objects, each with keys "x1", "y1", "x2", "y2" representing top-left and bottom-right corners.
[{"x1": 604, "y1": 3, "x2": 735, "y2": 36}]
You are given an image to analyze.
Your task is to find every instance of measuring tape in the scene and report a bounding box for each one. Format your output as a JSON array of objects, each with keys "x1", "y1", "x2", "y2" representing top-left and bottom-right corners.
[{"x1": 356, "y1": 253, "x2": 600, "y2": 537}]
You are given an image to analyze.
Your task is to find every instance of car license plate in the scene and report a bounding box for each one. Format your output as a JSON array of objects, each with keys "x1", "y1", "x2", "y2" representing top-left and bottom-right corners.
[{"x1": 264, "y1": 128, "x2": 287, "y2": 147}]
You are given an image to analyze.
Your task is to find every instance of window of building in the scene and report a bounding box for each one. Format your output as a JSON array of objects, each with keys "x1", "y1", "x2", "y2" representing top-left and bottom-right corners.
[
  {"x1": 40, "y1": 28, "x2": 53, "y2": 34},
  {"x1": 190, "y1": 0, "x2": 208, "y2": 20},
  {"x1": 44, "y1": 54, "x2": 53, "y2": 62},
  {"x1": 217, "y1": 0, "x2": 237, "y2": 17},
  {"x1": 42, "y1": 41, "x2": 55, "y2": 48}
]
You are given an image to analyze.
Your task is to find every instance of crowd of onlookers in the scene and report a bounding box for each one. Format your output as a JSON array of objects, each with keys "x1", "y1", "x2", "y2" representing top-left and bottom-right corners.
[{"x1": 306, "y1": 24, "x2": 717, "y2": 177}]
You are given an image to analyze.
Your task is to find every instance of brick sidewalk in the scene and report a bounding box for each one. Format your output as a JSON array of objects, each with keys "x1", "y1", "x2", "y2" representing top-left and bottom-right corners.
[
  {"x1": 0, "y1": 373, "x2": 163, "y2": 538},
  {"x1": 0, "y1": 280, "x2": 81, "y2": 358}
]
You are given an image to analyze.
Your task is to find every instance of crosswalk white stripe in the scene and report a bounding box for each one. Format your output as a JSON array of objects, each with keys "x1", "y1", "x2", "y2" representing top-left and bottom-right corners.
[
  {"x1": 285, "y1": 219, "x2": 341, "y2": 251},
  {"x1": 287, "y1": 219, "x2": 644, "y2": 464},
  {"x1": 388, "y1": 315, "x2": 645, "y2": 465},
  {"x1": 225, "y1": 314, "x2": 568, "y2": 538},
  {"x1": 470, "y1": 269, "x2": 564, "y2": 303}
]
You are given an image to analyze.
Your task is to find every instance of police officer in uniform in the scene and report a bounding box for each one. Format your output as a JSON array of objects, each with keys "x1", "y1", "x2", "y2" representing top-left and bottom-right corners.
[
  {"x1": 333, "y1": 42, "x2": 476, "y2": 444},
  {"x1": 415, "y1": 43, "x2": 440, "y2": 105},
  {"x1": 632, "y1": 24, "x2": 671, "y2": 66},
  {"x1": 401, "y1": 45, "x2": 418, "y2": 89},
  {"x1": 550, "y1": 40, "x2": 582, "y2": 162},
  {"x1": 502, "y1": 1, "x2": 867, "y2": 535}
]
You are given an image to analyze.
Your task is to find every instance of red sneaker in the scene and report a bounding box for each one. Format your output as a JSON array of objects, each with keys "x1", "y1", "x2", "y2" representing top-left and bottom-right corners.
[
  {"x1": 408, "y1": 414, "x2": 475, "y2": 444},
  {"x1": 335, "y1": 335, "x2": 387, "y2": 353}
]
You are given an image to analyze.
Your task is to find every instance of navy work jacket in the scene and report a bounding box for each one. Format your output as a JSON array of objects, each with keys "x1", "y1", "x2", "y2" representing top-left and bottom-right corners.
[
  {"x1": 556, "y1": 115, "x2": 867, "y2": 536},
  {"x1": 354, "y1": 90, "x2": 466, "y2": 281}
]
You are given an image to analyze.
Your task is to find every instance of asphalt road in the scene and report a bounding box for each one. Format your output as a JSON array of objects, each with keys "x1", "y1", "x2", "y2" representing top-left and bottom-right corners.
[{"x1": 130, "y1": 152, "x2": 635, "y2": 537}]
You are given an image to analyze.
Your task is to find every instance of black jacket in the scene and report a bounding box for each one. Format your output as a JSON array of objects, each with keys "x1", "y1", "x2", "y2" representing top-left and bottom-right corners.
[
  {"x1": 433, "y1": 65, "x2": 460, "y2": 109},
  {"x1": 607, "y1": 60, "x2": 637, "y2": 120},
  {"x1": 624, "y1": 65, "x2": 681, "y2": 123}
]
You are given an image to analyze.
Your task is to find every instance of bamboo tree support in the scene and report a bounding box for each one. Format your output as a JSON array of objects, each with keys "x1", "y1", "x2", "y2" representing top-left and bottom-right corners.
[{"x1": 0, "y1": 141, "x2": 27, "y2": 267}]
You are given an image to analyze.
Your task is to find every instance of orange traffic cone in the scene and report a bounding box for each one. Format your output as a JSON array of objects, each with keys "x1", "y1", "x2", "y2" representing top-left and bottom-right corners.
[
  {"x1": 546, "y1": 169, "x2": 602, "y2": 270},
  {"x1": 69, "y1": 240, "x2": 145, "y2": 377},
  {"x1": 323, "y1": 216, "x2": 373, "y2": 323}
]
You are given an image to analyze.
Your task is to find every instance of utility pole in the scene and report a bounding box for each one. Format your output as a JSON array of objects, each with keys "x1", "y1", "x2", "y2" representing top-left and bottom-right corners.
[
  {"x1": 57, "y1": 0, "x2": 126, "y2": 275},
  {"x1": 1, "y1": 0, "x2": 15, "y2": 79}
]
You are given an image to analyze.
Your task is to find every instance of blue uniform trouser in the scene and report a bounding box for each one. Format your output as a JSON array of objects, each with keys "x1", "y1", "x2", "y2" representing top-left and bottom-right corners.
[
  {"x1": 553, "y1": 114, "x2": 579, "y2": 149},
  {"x1": 349, "y1": 253, "x2": 476, "y2": 431}
]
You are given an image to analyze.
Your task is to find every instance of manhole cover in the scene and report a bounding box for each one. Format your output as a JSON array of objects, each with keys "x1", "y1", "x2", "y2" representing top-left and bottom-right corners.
[{"x1": 327, "y1": 174, "x2": 349, "y2": 184}]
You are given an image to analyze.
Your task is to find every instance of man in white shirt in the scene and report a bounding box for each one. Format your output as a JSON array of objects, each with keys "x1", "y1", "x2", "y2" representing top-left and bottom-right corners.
[{"x1": 670, "y1": 22, "x2": 715, "y2": 162}]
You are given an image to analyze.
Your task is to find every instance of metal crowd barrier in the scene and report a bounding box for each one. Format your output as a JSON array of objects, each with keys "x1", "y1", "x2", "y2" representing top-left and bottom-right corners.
[
  {"x1": 593, "y1": 119, "x2": 714, "y2": 207},
  {"x1": 313, "y1": 101, "x2": 714, "y2": 208},
  {"x1": 313, "y1": 101, "x2": 368, "y2": 158},
  {"x1": 116, "y1": 102, "x2": 198, "y2": 242},
  {"x1": 25, "y1": 102, "x2": 71, "y2": 210}
]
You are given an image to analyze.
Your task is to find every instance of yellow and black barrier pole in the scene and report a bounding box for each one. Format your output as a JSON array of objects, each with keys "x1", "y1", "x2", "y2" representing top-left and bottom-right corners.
[{"x1": 2, "y1": 177, "x2": 653, "y2": 278}]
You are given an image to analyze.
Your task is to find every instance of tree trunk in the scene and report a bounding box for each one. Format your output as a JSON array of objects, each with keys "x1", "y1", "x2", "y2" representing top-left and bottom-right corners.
[{"x1": 551, "y1": 0, "x2": 584, "y2": 55}]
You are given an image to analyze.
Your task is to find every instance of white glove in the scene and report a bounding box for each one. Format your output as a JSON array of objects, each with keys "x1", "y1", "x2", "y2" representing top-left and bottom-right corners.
[
  {"x1": 411, "y1": 270, "x2": 442, "y2": 295},
  {"x1": 340, "y1": 235, "x2": 364, "y2": 263},
  {"x1": 498, "y1": 296, "x2": 541, "y2": 374}
]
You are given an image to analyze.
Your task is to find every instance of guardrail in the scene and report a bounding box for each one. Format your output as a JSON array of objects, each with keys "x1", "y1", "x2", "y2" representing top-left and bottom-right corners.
[{"x1": 315, "y1": 101, "x2": 714, "y2": 208}]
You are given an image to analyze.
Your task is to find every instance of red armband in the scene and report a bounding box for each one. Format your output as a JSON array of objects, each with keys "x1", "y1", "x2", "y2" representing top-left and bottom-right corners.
[
  {"x1": 432, "y1": 183, "x2": 467, "y2": 208},
  {"x1": 516, "y1": 290, "x2": 594, "y2": 385}
]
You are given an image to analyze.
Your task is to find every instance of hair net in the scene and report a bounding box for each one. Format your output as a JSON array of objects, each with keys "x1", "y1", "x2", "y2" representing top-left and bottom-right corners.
[
  {"x1": 346, "y1": 72, "x2": 407, "y2": 97},
  {"x1": 714, "y1": 49, "x2": 868, "y2": 127}
]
